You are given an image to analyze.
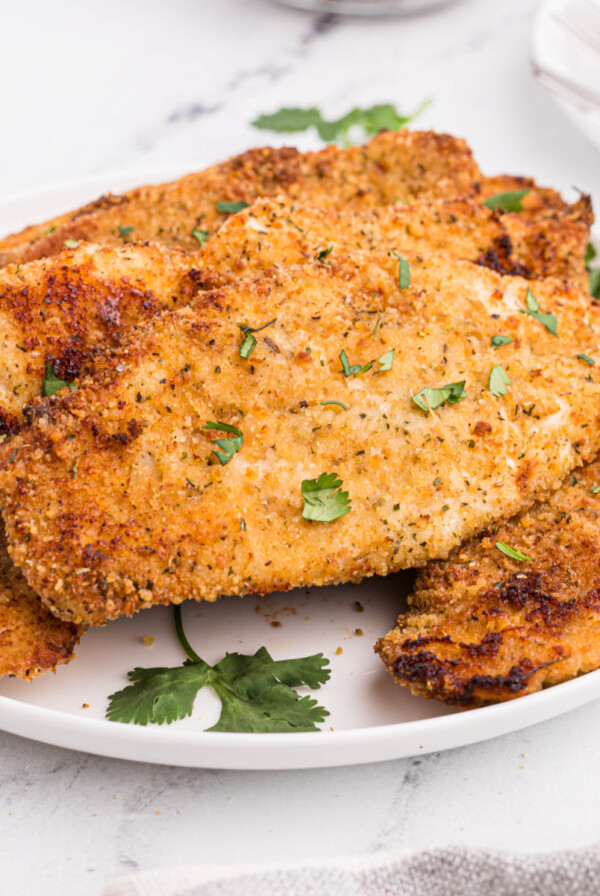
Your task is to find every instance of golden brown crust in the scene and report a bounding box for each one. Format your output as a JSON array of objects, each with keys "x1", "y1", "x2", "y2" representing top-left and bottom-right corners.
[
  {"x1": 0, "y1": 523, "x2": 82, "y2": 679},
  {"x1": 0, "y1": 131, "x2": 574, "y2": 268},
  {"x1": 376, "y1": 459, "x2": 600, "y2": 706},
  {"x1": 199, "y1": 195, "x2": 592, "y2": 288},
  {"x1": 2, "y1": 250, "x2": 599, "y2": 626}
]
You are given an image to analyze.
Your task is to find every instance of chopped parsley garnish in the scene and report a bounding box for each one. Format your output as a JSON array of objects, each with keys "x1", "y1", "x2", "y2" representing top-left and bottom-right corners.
[
  {"x1": 592, "y1": 484, "x2": 600, "y2": 495},
  {"x1": 63, "y1": 239, "x2": 79, "y2": 248},
  {"x1": 251, "y1": 101, "x2": 430, "y2": 146},
  {"x1": 202, "y1": 421, "x2": 243, "y2": 466},
  {"x1": 412, "y1": 380, "x2": 466, "y2": 414},
  {"x1": 301, "y1": 472, "x2": 351, "y2": 522},
  {"x1": 495, "y1": 540, "x2": 532, "y2": 562},
  {"x1": 320, "y1": 400, "x2": 348, "y2": 410},
  {"x1": 577, "y1": 354, "x2": 596, "y2": 366},
  {"x1": 43, "y1": 362, "x2": 77, "y2": 398},
  {"x1": 216, "y1": 200, "x2": 250, "y2": 214},
  {"x1": 106, "y1": 606, "x2": 330, "y2": 732},
  {"x1": 520, "y1": 287, "x2": 558, "y2": 336},
  {"x1": 118, "y1": 225, "x2": 134, "y2": 238},
  {"x1": 482, "y1": 189, "x2": 529, "y2": 212},
  {"x1": 585, "y1": 243, "x2": 600, "y2": 300},
  {"x1": 491, "y1": 334, "x2": 513, "y2": 348},
  {"x1": 191, "y1": 228, "x2": 210, "y2": 246},
  {"x1": 393, "y1": 251, "x2": 410, "y2": 289},
  {"x1": 238, "y1": 318, "x2": 277, "y2": 359},
  {"x1": 339, "y1": 348, "x2": 395, "y2": 377},
  {"x1": 489, "y1": 364, "x2": 510, "y2": 397},
  {"x1": 316, "y1": 245, "x2": 333, "y2": 262}
]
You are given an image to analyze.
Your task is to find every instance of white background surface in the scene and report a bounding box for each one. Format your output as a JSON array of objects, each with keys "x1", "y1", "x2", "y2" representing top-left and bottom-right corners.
[{"x1": 2, "y1": 0, "x2": 600, "y2": 893}]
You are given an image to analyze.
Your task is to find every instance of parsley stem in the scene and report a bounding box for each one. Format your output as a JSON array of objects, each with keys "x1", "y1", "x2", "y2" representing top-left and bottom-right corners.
[{"x1": 173, "y1": 605, "x2": 203, "y2": 663}]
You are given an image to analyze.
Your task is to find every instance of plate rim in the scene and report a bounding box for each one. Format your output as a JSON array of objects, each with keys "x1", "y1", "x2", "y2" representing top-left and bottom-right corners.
[{"x1": 0, "y1": 168, "x2": 598, "y2": 770}]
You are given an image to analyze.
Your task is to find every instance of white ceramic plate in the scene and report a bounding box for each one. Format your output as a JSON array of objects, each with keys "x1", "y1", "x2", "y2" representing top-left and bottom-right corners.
[
  {"x1": 0, "y1": 170, "x2": 599, "y2": 770},
  {"x1": 532, "y1": 0, "x2": 600, "y2": 152}
]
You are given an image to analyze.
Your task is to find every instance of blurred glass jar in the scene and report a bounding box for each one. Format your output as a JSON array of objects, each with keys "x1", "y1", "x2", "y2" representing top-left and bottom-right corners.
[{"x1": 272, "y1": 0, "x2": 458, "y2": 14}]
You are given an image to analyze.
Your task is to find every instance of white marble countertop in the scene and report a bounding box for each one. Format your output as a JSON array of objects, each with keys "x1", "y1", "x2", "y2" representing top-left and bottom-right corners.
[{"x1": 2, "y1": 0, "x2": 600, "y2": 893}]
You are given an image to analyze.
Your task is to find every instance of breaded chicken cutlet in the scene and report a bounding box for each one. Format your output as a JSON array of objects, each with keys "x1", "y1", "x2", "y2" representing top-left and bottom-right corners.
[
  {"x1": 0, "y1": 130, "x2": 575, "y2": 268},
  {"x1": 376, "y1": 459, "x2": 600, "y2": 707},
  {"x1": 200, "y1": 195, "x2": 593, "y2": 288},
  {"x1": 0, "y1": 523, "x2": 82, "y2": 678},
  {"x1": 2, "y1": 250, "x2": 600, "y2": 627}
]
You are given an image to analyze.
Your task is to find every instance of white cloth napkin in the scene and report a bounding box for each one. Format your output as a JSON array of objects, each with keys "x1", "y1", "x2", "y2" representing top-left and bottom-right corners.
[{"x1": 104, "y1": 844, "x2": 600, "y2": 896}]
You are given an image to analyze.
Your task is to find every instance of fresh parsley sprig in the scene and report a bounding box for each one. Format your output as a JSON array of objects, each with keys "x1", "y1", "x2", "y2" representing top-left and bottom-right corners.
[
  {"x1": 202, "y1": 421, "x2": 243, "y2": 465},
  {"x1": 251, "y1": 101, "x2": 430, "y2": 146},
  {"x1": 412, "y1": 380, "x2": 466, "y2": 414},
  {"x1": 482, "y1": 190, "x2": 530, "y2": 212},
  {"x1": 106, "y1": 606, "x2": 331, "y2": 732},
  {"x1": 216, "y1": 200, "x2": 250, "y2": 215},
  {"x1": 301, "y1": 472, "x2": 351, "y2": 522},
  {"x1": 43, "y1": 362, "x2": 77, "y2": 398}
]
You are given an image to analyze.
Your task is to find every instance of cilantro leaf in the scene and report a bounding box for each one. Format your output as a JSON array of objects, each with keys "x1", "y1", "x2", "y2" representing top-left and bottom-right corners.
[
  {"x1": 216, "y1": 200, "x2": 250, "y2": 214},
  {"x1": 107, "y1": 608, "x2": 331, "y2": 733},
  {"x1": 251, "y1": 101, "x2": 430, "y2": 146},
  {"x1": 577, "y1": 353, "x2": 596, "y2": 366},
  {"x1": 491, "y1": 334, "x2": 512, "y2": 348},
  {"x1": 301, "y1": 472, "x2": 351, "y2": 522},
  {"x1": 252, "y1": 107, "x2": 323, "y2": 133},
  {"x1": 238, "y1": 318, "x2": 277, "y2": 359},
  {"x1": 320, "y1": 400, "x2": 348, "y2": 410},
  {"x1": 489, "y1": 364, "x2": 510, "y2": 397},
  {"x1": 106, "y1": 663, "x2": 211, "y2": 725},
  {"x1": 520, "y1": 287, "x2": 558, "y2": 336},
  {"x1": 393, "y1": 251, "x2": 410, "y2": 289},
  {"x1": 412, "y1": 380, "x2": 466, "y2": 414},
  {"x1": 482, "y1": 190, "x2": 530, "y2": 212},
  {"x1": 202, "y1": 421, "x2": 243, "y2": 465},
  {"x1": 191, "y1": 228, "x2": 209, "y2": 246},
  {"x1": 118, "y1": 225, "x2": 134, "y2": 238},
  {"x1": 495, "y1": 540, "x2": 532, "y2": 562},
  {"x1": 43, "y1": 362, "x2": 77, "y2": 398}
]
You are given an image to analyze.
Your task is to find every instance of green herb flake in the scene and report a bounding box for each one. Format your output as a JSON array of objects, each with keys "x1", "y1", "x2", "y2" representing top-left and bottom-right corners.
[
  {"x1": 377, "y1": 348, "x2": 395, "y2": 371},
  {"x1": 339, "y1": 349, "x2": 372, "y2": 377},
  {"x1": 106, "y1": 606, "x2": 330, "y2": 732},
  {"x1": 43, "y1": 362, "x2": 77, "y2": 398},
  {"x1": 202, "y1": 421, "x2": 243, "y2": 466},
  {"x1": 592, "y1": 485, "x2": 600, "y2": 495},
  {"x1": 482, "y1": 189, "x2": 530, "y2": 212},
  {"x1": 63, "y1": 239, "x2": 79, "y2": 249},
  {"x1": 316, "y1": 245, "x2": 333, "y2": 262},
  {"x1": 118, "y1": 225, "x2": 134, "y2": 238},
  {"x1": 521, "y1": 287, "x2": 558, "y2": 336},
  {"x1": 577, "y1": 354, "x2": 596, "y2": 366},
  {"x1": 412, "y1": 380, "x2": 466, "y2": 414},
  {"x1": 301, "y1": 472, "x2": 351, "y2": 522},
  {"x1": 70, "y1": 460, "x2": 78, "y2": 479},
  {"x1": 320, "y1": 400, "x2": 348, "y2": 411},
  {"x1": 491, "y1": 334, "x2": 513, "y2": 348},
  {"x1": 495, "y1": 540, "x2": 532, "y2": 562},
  {"x1": 393, "y1": 251, "x2": 410, "y2": 289},
  {"x1": 216, "y1": 200, "x2": 250, "y2": 215},
  {"x1": 585, "y1": 243, "x2": 600, "y2": 300},
  {"x1": 489, "y1": 364, "x2": 510, "y2": 397},
  {"x1": 238, "y1": 317, "x2": 277, "y2": 359},
  {"x1": 191, "y1": 228, "x2": 210, "y2": 246}
]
